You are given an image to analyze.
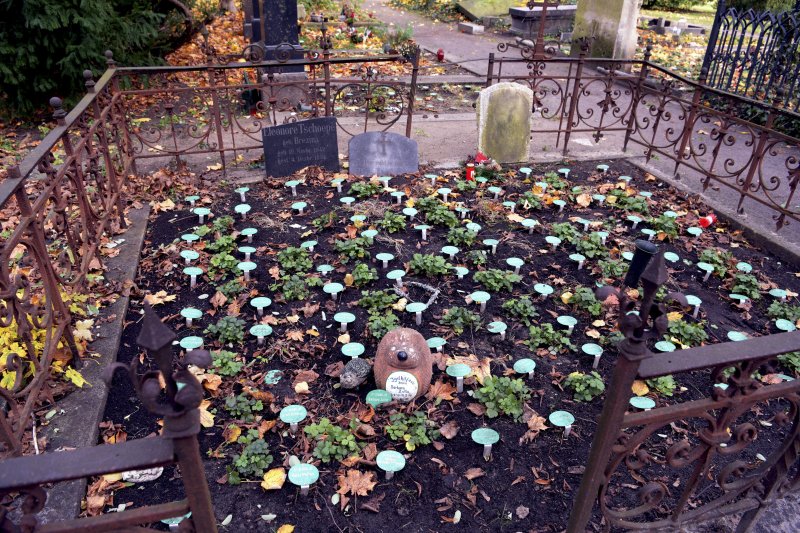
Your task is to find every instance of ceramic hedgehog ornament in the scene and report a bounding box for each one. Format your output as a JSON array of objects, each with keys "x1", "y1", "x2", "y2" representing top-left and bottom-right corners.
[{"x1": 373, "y1": 327, "x2": 433, "y2": 402}]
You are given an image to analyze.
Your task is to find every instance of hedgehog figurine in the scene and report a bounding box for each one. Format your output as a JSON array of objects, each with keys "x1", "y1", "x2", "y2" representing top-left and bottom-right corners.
[
  {"x1": 340, "y1": 358, "x2": 372, "y2": 389},
  {"x1": 373, "y1": 327, "x2": 433, "y2": 402}
]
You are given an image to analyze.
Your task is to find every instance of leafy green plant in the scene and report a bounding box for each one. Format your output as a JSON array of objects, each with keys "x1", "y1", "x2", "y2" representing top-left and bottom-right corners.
[
  {"x1": 206, "y1": 235, "x2": 237, "y2": 255},
  {"x1": 446, "y1": 227, "x2": 478, "y2": 247},
  {"x1": 647, "y1": 214, "x2": 679, "y2": 240},
  {"x1": 385, "y1": 411, "x2": 440, "y2": 451},
  {"x1": 271, "y1": 274, "x2": 312, "y2": 301},
  {"x1": 667, "y1": 319, "x2": 708, "y2": 347},
  {"x1": 502, "y1": 296, "x2": 539, "y2": 326},
  {"x1": 351, "y1": 263, "x2": 378, "y2": 287},
  {"x1": 568, "y1": 286, "x2": 603, "y2": 317},
  {"x1": 311, "y1": 210, "x2": 337, "y2": 232},
  {"x1": 542, "y1": 171, "x2": 568, "y2": 190},
  {"x1": 349, "y1": 181, "x2": 383, "y2": 199},
  {"x1": 359, "y1": 290, "x2": 399, "y2": 314},
  {"x1": 456, "y1": 179, "x2": 477, "y2": 193},
  {"x1": 598, "y1": 259, "x2": 627, "y2": 279},
  {"x1": 645, "y1": 375, "x2": 677, "y2": 397},
  {"x1": 608, "y1": 189, "x2": 649, "y2": 213},
  {"x1": 768, "y1": 301, "x2": 800, "y2": 322},
  {"x1": 208, "y1": 252, "x2": 239, "y2": 279},
  {"x1": 525, "y1": 323, "x2": 574, "y2": 353},
  {"x1": 379, "y1": 211, "x2": 406, "y2": 233},
  {"x1": 473, "y1": 269, "x2": 521, "y2": 292},
  {"x1": 551, "y1": 222, "x2": 580, "y2": 245},
  {"x1": 277, "y1": 246, "x2": 312, "y2": 274},
  {"x1": 211, "y1": 350, "x2": 243, "y2": 377},
  {"x1": 473, "y1": 376, "x2": 531, "y2": 420},
  {"x1": 698, "y1": 248, "x2": 732, "y2": 278},
  {"x1": 224, "y1": 394, "x2": 264, "y2": 422},
  {"x1": 408, "y1": 253, "x2": 451, "y2": 277},
  {"x1": 304, "y1": 418, "x2": 363, "y2": 463},
  {"x1": 335, "y1": 237, "x2": 371, "y2": 263},
  {"x1": 426, "y1": 205, "x2": 459, "y2": 228},
  {"x1": 575, "y1": 233, "x2": 609, "y2": 259},
  {"x1": 467, "y1": 250, "x2": 487, "y2": 267},
  {"x1": 212, "y1": 215, "x2": 235, "y2": 234},
  {"x1": 205, "y1": 316, "x2": 246, "y2": 344},
  {"x1": 414, "y1": 196, "x2": 442, "y2": 216},
  {"x1": 227, "y1": 429, "x2": 273, "y2": 485},
  {"x1": 778, "y1": 352, "x2": 800, "y2": 375},
  {"x1": 516, "y1": 191, "x2": 542, "y2": 210},
  {"x1": 440, "y1": 306, "x2": 482, "y2": 334},
  {"x1": 368, "y1": 311, "x2": 400, "y2": 338},
  {"x1": 565, "y1": 371, "x2": 605, "y2": 402},
  {"x1": 216, "y1": 279, "x2": 246, "y2": 299},
  {"x1": 732, "y1": 273, "x2": 761, "y2": 300}
]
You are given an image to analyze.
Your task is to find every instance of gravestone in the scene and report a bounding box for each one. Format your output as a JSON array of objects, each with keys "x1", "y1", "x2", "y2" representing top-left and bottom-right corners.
[
  {"x1": 571, "y1": 0, "x2": 639, "y2": 60},
  {"x1": 251, "y1": 0, "x2": 305, "y2": 72},
  {"x1": 348, "y1": 132, "x2": 419, "y2": 176},
  {"x1": 476, "y1": 82, "x2": 533, "y2": 163},
  {"x1": 262, "y1": 117, "x2": 339, "y2": 177},
  {"x1": 457, "y1": 0, "x2": 517, "y2": 21}
]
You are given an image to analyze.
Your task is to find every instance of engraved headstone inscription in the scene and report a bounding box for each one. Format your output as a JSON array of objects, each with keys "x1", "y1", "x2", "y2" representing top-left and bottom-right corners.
[
  {"x1": 262, "y1": 117, "x2": 339, "y2": 177},
  {"x1": 348, "y1": 132, "x2": 419, "y2": 176}
]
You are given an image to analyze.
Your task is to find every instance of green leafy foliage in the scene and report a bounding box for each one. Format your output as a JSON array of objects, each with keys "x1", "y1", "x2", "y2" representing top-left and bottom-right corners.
[
  {"x1": 224, "y1": 394, "x2": 264, "y2": 422},
  {"x1": 205, "y1": 316, "x2": 246, "y2": 345},
  {"x1": 206, "y1": 235, "x2": 236, "y2": 255},
  {"x1": 277, "y1": 246, "x2": 312, "y2": 273},
  {"x1": 575, "y1": 233, "x2": 608, "y2": 259},
  {"x1": 227, "y1": 429, "x2": 273, "y2": 485},
  {"x1": 608, "y1": 189, "x2": 649, "y2": 214},
  {"x1": 502, "y1": 296, "x2": 540, "y2": 326},
  {"x1": 542, "y1": 171, "x2": 568, "y2": 190},
  {"x1": 473, "y1": 376, "x2": 531, "y2": 420},
  {"x1": 564, "y1": 371, "x2": 605, "y2": 402},
  {"x1": 516, "y1": 191, "x2": 542, "y2": 210},
  {"x1": 311, "y1": 210, "x2": 337, "y2": 232},
  {"x1": 270, "y1": 274, "x2": 312, "y2": 301},
  {"x1": 698, "y1": 248, "x2": 732, "y2": 278},
  {"x1": 473, "y1": 269, "x2": 521, "y2": 292},
  {"x1": 208, "y1": 252, "x2": 238, "y2": 279},
  {"x1": 467, "y1": 250, "x2": 487, "y2": 267},
  {"x1": 767, "y1": 301, "x2": 800, "y2": 322},
  {"x1": 426, "y1": 206, "x2": 459, "y2": 228},
  {"x1": 525, "y1": 323, "x2": 574, "y2": 353},
  {"x1": 778, "y1": 352, "x2": 800, "y2": 375},
  {"x1": 440, "y1": 306, "x2": 482, "y2": 335},
  {"x1": 456, "y1": 179, "x2": 477, "y2": 193},
  {"x1": 216, "y1": 279, "x2": 246, "y2": 299},
  {"x1": 367, "y1": 311, "x2": 400, "y2": 338},
  {"x1": 212, "y1": 215, "x2": 235, "y2": 234},
  {"x1": 379, "y1": 211, "x2": 407, "y2": 233},
  {"x1": 211, "y1": 350, "x2": 243, "y2": 377},
  {"x1": 358, "y1": 290, "x2": 399, "y2": 314},
  {"x1": 351, "y1": 263, "x2": 378, "y2": 287},
  {"x1": 335, "y1": 237, "x2": 371, "y2": 263},
  {"x1": 446, "y1": 227, "x2": 478, "y2": 247},
  {"x1": 732, "y1": 273, "x2": 761, "y2": 300},
  {"x1": 385, "y1": 411, "x2": 440, "y2": 451},
  {"x1": 645, "y1": 375, "x2": 677, "y2": 397},
  {"x1": 647, "y1": 214, "x2": 679, "y2": 240},
  {"x1": 667, "y1": 319, "x2": 708, "y2": 347},
  {"x1": 551, "y1": 222, "x2": 580, "y2": 245},
  {"x1": 598, "y1": 259, "x2": 627, "y2": 279},
  {"x1": 408, "y1": 253, "x2": 451, "y2": 277},
  {"x1": 568, "y1": 286, "x2": 603, "y2": 317},
  {"x1": 304, "y1": 418, "x2": 363, "y2": 463},
  {"x1": 349, "y1": 181, "x2": 383, "y2": 199}
]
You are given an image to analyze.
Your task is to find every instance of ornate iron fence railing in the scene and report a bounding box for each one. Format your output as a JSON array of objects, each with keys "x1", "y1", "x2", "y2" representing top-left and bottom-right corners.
[{"x1": 701, "y1": 1, "x2": 800, "y2": 112}]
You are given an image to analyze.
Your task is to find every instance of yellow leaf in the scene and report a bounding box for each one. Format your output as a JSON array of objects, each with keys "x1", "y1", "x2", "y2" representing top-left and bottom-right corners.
[
  {"x1": 585, "y1": 329, "x2": 601, "y2": 339},
  {"x1": 277, "y1": 525, "x2": 294, "y2": 533},
  {"x1": 392, "y1": 298, "x2": 408, "y2": 311},
  {"x1": 632, "y1": 380, "x2": 650, "y2": 396},
  {"x1": 73, "y1": 319, "x2": 94, "y2": 342},
  {"x1": 606, "y1": 195, "x2": 618, "y2": 205},
  {"x1": 223, "y1": 424, "x2": 241, "y2": 443},
  {"x1": 560, "y1": 292, "x2": 573, "y2": 305},
  {"x1": 344, "y1": 273, "x2": 355, "y2": 287},
  {"x1": 206, "y1": 163, "x2": 222, "y2": 171},
  {"x1": 199, "y1": 399, "x2": 215, "y2": 428},
  {"x1": 338, "y1": 332, "x2": 351, "y2": 344},
  {"x1": 592, "y1": 320, "x2": 606, "y2": 327},
  {"x1": 575, "y1": 193, "x2": 592, "y2": 207},
  {"x1": 306, "y1": 328, "x2": 320, "y2": 337},
  {"x1": 285, "y1": 314, "x2": 300, "y2": 323},
  {"x1": 65, "y1": 367, "x2": 89, "y2": 388},
  {"x1": 667, "y1": 311, "x2": 683, "y2": 321},
  {"x1": 294, "y1": 381, "x2": 309, "y2": 394},
  {"x1": 261, "y1": 468, "x2": 286, "y2": 491},
  {"x1": 507, "y1": 212, "x2": 525, "y2": 223},
  {"x1": 143, "y1": 290, "x2": 176, "y2": 306},
  {"x1": 103, "y1": 472, "x2": 122, "y2": 482},
  {"x1": 446, "y1": 354, "x2": 491, "y2": 384}
]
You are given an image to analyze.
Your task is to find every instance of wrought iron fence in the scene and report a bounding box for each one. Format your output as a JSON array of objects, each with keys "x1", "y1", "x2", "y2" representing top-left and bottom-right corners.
[
  {"x1": 701, "y1": 0, "x2": 800, "y2": 111},
  {"x1": 566, "y1": 243, "x2": 800, "y2": 532},
  {"x1": 487, "y1": 43, "x2": 800, "y2": 231}
]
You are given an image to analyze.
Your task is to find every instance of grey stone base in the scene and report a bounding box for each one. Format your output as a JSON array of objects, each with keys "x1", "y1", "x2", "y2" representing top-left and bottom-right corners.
[{"x1": 458, "y1": 22, "x2": 485, "y2": 35}]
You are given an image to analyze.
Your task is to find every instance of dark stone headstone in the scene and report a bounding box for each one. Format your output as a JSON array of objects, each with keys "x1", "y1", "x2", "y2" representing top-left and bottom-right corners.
[
  {"x1": 348, "y1": 132, "x2": 419, "y2": 176},
  {"x1": 250, "y1": 0, "x2": 305, "y2": 72},
  {"x1": 262, "y1": 117, "x2": 339, "y2": 177}
]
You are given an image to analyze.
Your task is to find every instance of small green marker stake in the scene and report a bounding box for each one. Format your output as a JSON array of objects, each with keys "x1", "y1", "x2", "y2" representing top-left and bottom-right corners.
[
  {"x1": 180, "y1": 307, "x2": 202, "y2": 327},
  {"x1": 366, "y1": 389, "x2": 393, "y2": 408},
  {"x1": 235, "y1": 186, "x2": 249, "y2": 202},
  {"x1": 654, "y1": 341, "x2": 676, "y2": 353},
  {"x1": 519, "y1": 167, "x2": 532, "y2": 178},
  {"x1": 664, "y1": 251, "x2": 680, "y2": 263},
  {"x1": 456, "y1": 206, "x2": 470, "y2": 219},
  {"x1": 235, "y1": 203, "x2": 251, "y2": 220},
  {"x1": 545, "y1": 235, "x2": 561, "y2": 250},
  {"x1": 406, "y1": 302, "x2": 427, "y2": 326},
  {"x1": 558, "y1": 168, "x2": 570, "y2": 178},
  {"x1": 180, "y1": 249, "x2": 199, "y2": 265},
  {"x1": 471, "y1": 428, "x2": 500, "y2": 461},
  {"x1": 487, "y1": 321, "x2": 507, "y2": 341},
  {"x1": 736, "y1": 261, "x2": 753, "y2": 274},
  {"x1": 769, "y1": 288, "x2": 788, "y2": 301},
  {"x1": 391, "y1": 191, "x2": 405, "y2": 205},
  {"x1": 685, "y1": 294, "x2": 701, "y2": 318},
  {"x1": 341, "y1": 342, "x2": 365, "y2": 358},
  {"x1": 402, "y1": 207, "x2": 417, "y2": 220},
  {"x1": 453, "y1": 266, "x2": 469, "y2": 280},
  {"x1": 288, "y1": 463, "x2": 319, "y2": 496},
  {"x1": 427, "y1": 337, "x2": 446, "y2": 353},
  {"x1": 466, "y1": 222, "x2": 481, "y2": 233},
  {"x1": 179, "y1": 336, "x2": 203, "y2": 351},
  {"x1": 697, "y1": 262, "x2": 714, "y2": 282},
  {"x1": 503, "y1": 200, "x2": 516, "y2": 213},
  {"x1": 513, "y1": 358, "x2": 536, "y2": 379},
  {"x1": 776, "y1": 319, "x2": 796, "y2": 332},
  {"x1": 237, "y1": 261, "x2": 256, "y2": 281},
  {"x1": 415, "y1": 224, "x2": 431, "y2": 241},
  {"x1": 340, "y1": 196, "x2": 355, "y2": 207},
  {"x1": 582, "y1": 343, "x2": 604, "y2": 369},
  {"x1": 317, "y1": 264, "x2": 334, "y2": 276},
  {"x1": 556, "y1": 315, "x2": 577, "y2": 335},
  {"x1": 292, "y1": 201, "x2": 308, "y2": 215},
  {"x1": 521, "y1": 218, "x2": 539, "y2": 234},
  {"x1": 641, "y1": 228, "x2": 656, "y2": 242},
  {"x1": 549, "y1": 410, "x2": 575, "y2": 438},
  {"x1": 378, "y1": 176, "x2": 391, "y2": 191},
  {"x1": 162, "y1": 512, "x2": 192, "y2": 531},
  {"x1": 488, "y1": 186, "x2": 502, "y2": 200},
  {"x1": 425, "y1": 173, "x2": 438, "y2": 186},
  {"x1": 331, "y1": 178, "x2": 345, "y2": 194},
  {"x1": 285, "y1": 179, "x2": 301, "y2": 196},
  {"x1": 250, "y1": 324, "x2": 273, "y2": 346},
  {"x1": 280, "y1": 405, "x2": 307, "y2": 435},
  {"x1": 241, "y1": 227, "x2": 257, "y2": 243},
  {"x1": 442, "y1": 246, "x2": 459, "y2": 260},
  {"x1": 183, "y1": 266, "x2": 203, "y2": 289},
  {"x1": 727, "y1": 331, "x2": 749, "y2": 342},
  {"x1": 553, "y1": 199, "x2": 566, "y2": 213},
  {"x1": 576, "y1": 218, "x2": 591, "y2": 232},
  {"x1": 300, "y1": 240, "x2": 317, "y2": 253},
  {"x1": 483, "y1": 238, "x2": 499, "y2": 255},
  {"x1": 595, "y1": 231, "x2": 608, "y2": 245},
  {"x1": 592, "y1": 194, "x2": 606, "y2": 206},
  {"x1": 376, "y1": 450, "x2": 406, "y2": 480},
  {"x1": 361, "y1": 229, "x2": 378, "y2": 244},
  {"x1": 185, "y1": 195, "x2": 199, "y2": 207},
  {"x1": 238, "y1": 246, "x2": 256, "y2": 261},
  {"x1": 687, "y1": 227, "x2": 703, "y2": 238},
  {"x1": 376, "y1": 252, "x2": 394, "y2": 268},
  {"x1": 438, "y1": 187, "x2": 452, "y2": 202},
  {"x1": 193, "y1": 207, "x2": 210, "y2": 224},
  {"x1": 506, "y1": 257, "x2": 524, "y2": 274},
  {"x1": 470, "y1": 291, "x2": 491, "y2": 313},
  {"x1": 446, "y1": 363, "x2": 471, "y2": 393},
  {"x1": 596, "y1": 164, "x2": 609, "y2": 173},
  {"x1": 387, "y1": 269, "x2": 405, "y2": 288},
  {"x1": 627, "y1": 215, "x2": 642, "y2": 230},
  {"x1": 534, "y1": 283, "x2": 554, "y2": 298},
  {"x1": 323, "y1": 282, "x2": 344, "y2": 302},
  {"x1": 569, "y1": 253, "x2": 586, "y2": 270},
  {"x1": 250, "y1": 296, "x2": 272, "y2": 317},
  {"x1": 334, "y1": 312, "x2": 356, "y2": 332},
  {"x1": 629, "y1": 396, "x2": 655, "y2": 411}
]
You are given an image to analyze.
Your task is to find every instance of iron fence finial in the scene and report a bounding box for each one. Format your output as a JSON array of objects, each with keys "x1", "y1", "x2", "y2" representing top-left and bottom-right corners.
[
  {"x1": 104, "y1": 50, "x2": 115, "y2": 68},
  {"x1": 50, "y1": 97, "x2": 66, "y2": 124},
  {"x1": 83, "y1": 70, "x2": 95, "y2": 92}
]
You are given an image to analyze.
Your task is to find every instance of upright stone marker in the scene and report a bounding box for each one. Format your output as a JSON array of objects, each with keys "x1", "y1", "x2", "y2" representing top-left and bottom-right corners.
[
  {"x1": 476, "y1": 82, "x2": 533, "y2": 163},
  {"x1": 348, "y1": 132, "x2": 419, "y2": 176},
  {"x1": 250, "y1": 0, "x2": 305, "y2": 72},
  {"x1": 571, "y1": 0, "x2": 639, "y2": 60},
  {"x1": 262, "y1": 117, "x2": 339, "y2": 177}
]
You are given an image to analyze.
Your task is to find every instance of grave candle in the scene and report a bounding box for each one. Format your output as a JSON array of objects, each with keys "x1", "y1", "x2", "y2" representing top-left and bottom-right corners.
[
  {"x1": 465, "y1": 164, "x2": 475, "y2": 181},
  {"x1": 471, "y1": 428, "x2": 499, "y2": 461}
]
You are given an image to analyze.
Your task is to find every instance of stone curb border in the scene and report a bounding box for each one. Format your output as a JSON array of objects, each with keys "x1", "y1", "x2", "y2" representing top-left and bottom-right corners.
[{"x1": 38, "y1": 205, "x2": 151, "y2": 523}]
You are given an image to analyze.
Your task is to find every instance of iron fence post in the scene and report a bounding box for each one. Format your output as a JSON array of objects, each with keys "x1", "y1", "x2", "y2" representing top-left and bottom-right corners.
[
  {"x1": 562, "y1": 40, "x2": 587, "y2": 156},
  {"x1": 701, "y1": 0, "x2": 725, "y2": 77},
  {"x1": 206, "y1": 63, "x2": 228, "y2": 176},
  {"x1": 174, "y1": 436, "x2": 218, "y2": 533},
  {"x1": 486, "y1": 53, "x2": 495, "y2": 87},
  {"x1": 674, "y1": 67, "x2": 707, "y2": 174},
  {"x1": 106, "y1": 51, "x2": 138, "y2": 176},
  {"x1": 406, "y1": 46, "x2": 419, "y2": 138},
  {"x1": 624, "y1": 46, "x2": 651, "y2": 153}
]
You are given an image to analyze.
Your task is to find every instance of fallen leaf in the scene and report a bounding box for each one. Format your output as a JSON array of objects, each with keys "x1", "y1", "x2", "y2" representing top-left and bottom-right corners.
[
  {"x1": 294, "y1": 382, "x2": 309, "y2": 394},
  {"x1": 344, "y1": 273, "x2": 355, "y2": 287},
  {"x1": 560, "y1": 292, "x2": 573, "y2": 305},
  {"x1": 426, "y1": 380, "x2": 456, "y2": 402},
  {"x1": 223, "y1": 424, "x2": 241, "y2": 443},
  {"x1": 199, "y1": 399, "x2": 215, "y2": 428},
  {"x1": 464, "y1": 468, "x2": 485, "y2": 480},
  {"x1": 276, "y1": 525, "x2": 294, "y2": 533},
  {"x1": 261, "y1": 468, "x2": 286, "y2": 490},
  {"x1": 467, "y1": 403, "x2": 486, "y2": 416},
  {"x1": 516, "y1": 505, "x2": 530, "y2": 519},
  {"x1": 439, "y1": 420, "x2": 459, "y2": 439},
  {"x1": 632, "y1": 380, "x2": 650, "y2": 396},
  {"x1": 446, "y1": 355, "x2": 491, "y2": 384},
  {"x1": 210, "y1": 291, "x2": 227, "y2": 309},
  {"x1": 286, "y1": 330, "x2": 304, "y2": 342},
  {"x1": 73, "y1": 319, "x2": 94, "y2": 342},
  {"x1": 143, "y1": 290, "x2": 176, "y2": 306},
  {"x1": 520, "y1": 412, "x2": 548, "y2": 445},
  {"x1": 337, "y1": 469, "x2": 377, "y2": 497},
  {"x1": 575, "y1": 193, "x2": 591, "y2": 207}
]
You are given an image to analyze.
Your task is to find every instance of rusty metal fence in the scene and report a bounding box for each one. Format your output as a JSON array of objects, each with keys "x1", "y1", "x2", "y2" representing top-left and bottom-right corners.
[{"x1": 487, "y1": 42, "x2": 800, "y2": 231}]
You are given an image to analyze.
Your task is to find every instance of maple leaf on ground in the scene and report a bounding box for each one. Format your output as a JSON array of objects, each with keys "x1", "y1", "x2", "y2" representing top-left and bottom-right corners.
[
  {"x1": 73, "y1": 319, "x2": 94, "y2": 342},
  {"x1": 520, "y1": 412, "x2": 548, "y2": 445},
  {"x1": 301, "y1": 302, "x2": 320, "y2": 317},
  {"x1": 210, "y1": 291, "x2": 227, "y2": 308},
  {"x1": 143, "y1": 290, "x2": 176, "y2": 306},
  {"x1": 446, "y1": 354, "x2": 491, "y2": 384},
  {"x1": 426, "y1": 380, "x2": 456, "y2": 402},
  {"x1": 336, "y1": 469, "x2": 376, "y2": 497},
  {"x1": 285, "y1": 330, "x2": 304, "y2": 342}
]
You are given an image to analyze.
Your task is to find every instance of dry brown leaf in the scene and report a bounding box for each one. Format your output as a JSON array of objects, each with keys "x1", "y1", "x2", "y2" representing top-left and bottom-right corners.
[
  {"x1": 439, "y1": 420, "x2": 459, "y2": 439},
  {"x1": 210, "y1": 291, "x2": 227, "y2": 308},
  {"x1": 467, "y1": 403, "x2": 486, "y2": 416},
  {"x1": 426, "y1": 380, "x2": 456, "y2": 402},
  {"x1": 336, "y1": 469, "x2": 377, "y2": 497},
  {"x1": 293, "y1": 370, "x2": 319, "y2": 386},
  {"x1": 301, "y1": 302, "x2": 320, "y2": 317},
  {"x1": 286, "y1": 330, "x2": 304, "y2": 342},
  {"x1": 520, "y1": 413, "x2": 548, "y2": 445},
  {"x1": 464, "y1": 467, "x2": 485, "y2": 480},
  {"x1": 222, "y1": 424, "x2": 241, "y2": 444}
]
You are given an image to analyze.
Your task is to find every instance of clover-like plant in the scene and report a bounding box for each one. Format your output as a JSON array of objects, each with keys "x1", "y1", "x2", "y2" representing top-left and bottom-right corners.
[
  {"x1": 666, "y1": 319, "x2": 708, "y2": 347},
  {"x1": 768, "y1": 301, "x2": 800, "y2": 322},
  {"x1": 564, "y1": 371, "x2": 605, "y2": 402},
  {"x1": 349, "y1": 181, "x2": 383, "y2": 199},
  {"x1": 367, "y1": 311, "x2": 400, "y2": 338},
  {"x1": 351, "y1": 263, "x2": 378, "y2": 287},
  {"x1": 698, "y1": 248, "x2": 732, "y2": 278},
  {"x1": 645, "y1": 375, "x2": 677, "y2": 397},
  {"x1": 208, "y1": 252, "x2": 239, "y2": 279},
  {"x1": 647, "y1": 214, "x2": 679, "y2": 240},
  {"x1": 385, "y1": 411, "x2": 440, "y2": 451},
  {"x1": 575, "y1": 233, "x2": 608, "y2": 259},
  {"x1": 567, "y1": 286, "x2": 603, "y2": 317},
  {"x1": 311, "y1": 210, "x2": 337, "y2": 232},
  {"x1": 224, "y1": 393, "x2": 264, "y2": 422},
  {"x1": 446, "y1": 227, "x2": 478, "y2": 247},
  {"x1": 473, "y1": 376, "x2": 531, "y2": 420},
  {"x1": 227, "y1": 429, "x2": 273, "y2": 485},
  {"x1": 502, "y1": 296, "x2": 540, "y2": 326},
  {"x1": 467, "y1": 250, "x2": 487, "y2": 267},
  {"x1": 379, "y1": 211, "x2": 407, "y2": 233},
  {"x1": 732, "y1": 273, "x2": 761, "y2": 300},
  {"x1": 277, "y1": 246, "x2": 312, "y2": 274},
  {"x1": 270, "y1": 274, "x2": 313, "y2": 301},
  {"x1": 525, "y1": 323, "x2": 574, "y2": 353},
  {"x1": 212, "y1": 349, "x2": 244, "y2": 377},
  {"x1": 206, "y1": 234, "x2": 237, "y2": 255},
  {"x1": 359, "y1": 289, "x2": 400, "y2": 314},
  {"x1": 543, "y1": 171, "x2": 568, "y2": 190},
  {"x1": 205, "y1": 315, "x2": 246, "y2": 344},
  {"x1": 335, "y1": 237, "x2": 371, "y2": 263},
  {"x1": 408, "y1": 253, "x2": 451, "y2": 277},
  {"x1": 440, "y1": 306, "x2": 482, "y2": 335},
  {"x1": 598, "y1": 258, "x2": 627, "y2": 279},
  {"x1": 473, "y1": 269, "x2": 521, "y2": 292},
  {"x1": 550, "y1": 222, "x2": 580, "y2": 245},
  {"x1": 304, "y1": 418, "x2": 364, "y2": 463}
]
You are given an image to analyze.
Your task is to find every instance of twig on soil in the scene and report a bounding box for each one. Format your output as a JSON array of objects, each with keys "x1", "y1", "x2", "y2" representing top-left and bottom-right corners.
[
  {"x1": 324, "y1": 491, "x2": 345, "y2": 533},
  {"x1": 393, "y1": 280, "x2": 440, "y2": 308}
]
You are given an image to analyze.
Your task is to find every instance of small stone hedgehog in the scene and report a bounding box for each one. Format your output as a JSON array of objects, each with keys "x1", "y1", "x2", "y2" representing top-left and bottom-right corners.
[
  {"x1": 373, "y1": 327, "x2": 433, "y2": 402},
  {"x1": 340, "y1": 358, "x2": 371, "y2": 389}
]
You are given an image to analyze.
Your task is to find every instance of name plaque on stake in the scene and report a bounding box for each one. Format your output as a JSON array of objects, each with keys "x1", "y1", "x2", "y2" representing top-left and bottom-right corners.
[{"x1": 262, "y1": 117, "x2": 339, "y2": 177}]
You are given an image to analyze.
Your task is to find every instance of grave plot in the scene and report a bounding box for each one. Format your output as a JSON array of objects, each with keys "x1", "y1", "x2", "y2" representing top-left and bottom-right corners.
[{"x1": 103, "y1": 159, "x2": 800, "y2": 531}]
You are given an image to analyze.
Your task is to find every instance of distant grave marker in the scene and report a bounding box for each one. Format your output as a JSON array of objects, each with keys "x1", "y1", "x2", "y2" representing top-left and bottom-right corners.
[
  {"x1": 477, "y1": 82, "x2": 533, "y2": 163},
  {"x1": 262, "y1": 117, "x2": 339, "y2": 177},
  {"x1": 348, "y1": 132, "x2": 419, "y2": 176}
]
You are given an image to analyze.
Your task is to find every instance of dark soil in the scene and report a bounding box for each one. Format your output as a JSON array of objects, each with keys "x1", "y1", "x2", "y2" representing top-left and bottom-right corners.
[{"x1": 102, "y1": 159, "x2": 800, "y2": 532}]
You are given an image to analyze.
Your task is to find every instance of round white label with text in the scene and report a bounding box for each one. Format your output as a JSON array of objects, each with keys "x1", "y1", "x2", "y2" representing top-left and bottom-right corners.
[{"x1": 385, "y1": 371, "x2": 419, "y2": 402}]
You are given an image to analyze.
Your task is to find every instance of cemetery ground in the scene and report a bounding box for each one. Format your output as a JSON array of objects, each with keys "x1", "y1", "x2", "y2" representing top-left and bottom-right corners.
[{"x1": 95, "y1": 159, "x2": 800, "y2": 531}]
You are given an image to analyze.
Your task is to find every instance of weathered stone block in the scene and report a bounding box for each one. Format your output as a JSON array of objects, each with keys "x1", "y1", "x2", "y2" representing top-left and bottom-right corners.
[
  {"x1": 476, "y1": 82, "x2": 532, "y2": 164},
  {"x1": 458, "y1": 22, "x2": 485, "y2": 34},
  {"x1": 458, "y1": 0, "x2": 517, "y2": 21}
]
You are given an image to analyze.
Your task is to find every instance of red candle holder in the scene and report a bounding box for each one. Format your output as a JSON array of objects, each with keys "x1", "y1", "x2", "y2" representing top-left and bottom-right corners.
[{"x1": 466, "y1": 163, "x2": 475, "y2": 181}]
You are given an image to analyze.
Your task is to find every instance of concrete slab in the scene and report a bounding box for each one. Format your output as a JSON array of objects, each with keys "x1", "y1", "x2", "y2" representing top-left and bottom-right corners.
[{"x1": 458, "y1": 22, "x2": 485, "y2": 35}]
